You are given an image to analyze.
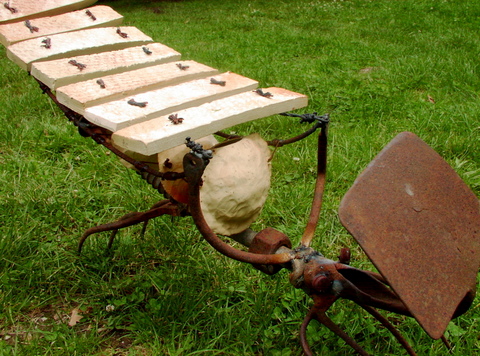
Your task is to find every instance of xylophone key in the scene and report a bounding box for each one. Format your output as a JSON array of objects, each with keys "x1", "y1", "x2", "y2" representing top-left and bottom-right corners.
[
  {"x1": 31, "y1": 43, "x2": 181, "y2": 89},
  {"x1": 111, "y1": 87, "x2": 308, "y2": 156},
  {"x1": 84, "y1": 72, "x2": 259, "y2": 132},
  {"x1": 0, "y1": 5, "x2": 123, "y2": 46},
  {"x1": 7, "y1": 26, "x2": 153, "y2": 71},
  {"x1": 0, "y1": 0, "x2": 97, "y2": 24},
  {"x1": 55, "y1": 60, "x2": 220, "y2": 114}
]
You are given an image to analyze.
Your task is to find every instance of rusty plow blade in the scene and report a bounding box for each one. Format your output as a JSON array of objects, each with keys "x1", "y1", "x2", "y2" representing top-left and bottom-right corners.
[{"x1": 339, "y1": 132, "x2": 480, "y2": 339}]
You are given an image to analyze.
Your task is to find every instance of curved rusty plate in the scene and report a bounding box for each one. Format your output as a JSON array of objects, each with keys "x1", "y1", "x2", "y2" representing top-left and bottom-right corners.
[{"x1": 339, "y1": 132, "x2": 480, "y2": 339}]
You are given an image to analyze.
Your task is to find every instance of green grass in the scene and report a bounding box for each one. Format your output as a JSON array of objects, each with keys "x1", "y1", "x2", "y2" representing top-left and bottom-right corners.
[{"x1": 1, "y1": 0, "x2": 479, "y2": 355}]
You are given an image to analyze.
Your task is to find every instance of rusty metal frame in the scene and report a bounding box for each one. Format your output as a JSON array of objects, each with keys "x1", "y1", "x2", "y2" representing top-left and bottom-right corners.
[{"x1": 39, "y1": 79, "x2": 479, "y2": 355}]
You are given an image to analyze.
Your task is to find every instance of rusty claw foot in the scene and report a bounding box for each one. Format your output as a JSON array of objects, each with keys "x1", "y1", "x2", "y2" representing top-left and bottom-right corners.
[
  {"x1": 78, "y1": 199, "x2": 185, "y2": 253},
  {"x1": 300, "y1": 299, "x2": 418, "y2": 356},
  {"x1": 300, "y1": 298, "x2": 371, "y2": 356}
]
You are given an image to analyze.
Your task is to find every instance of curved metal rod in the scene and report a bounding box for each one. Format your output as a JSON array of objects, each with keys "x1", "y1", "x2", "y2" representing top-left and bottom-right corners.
[
  {"x1": 441, "y1": 335, "x2": 452, "y2": 352},
  {"x1": 78, "y1": 200, "x2": 182, "y2": 253},
  {"x1": 301, "y1": 124, "x2": 328, "y2": 247},
  {"x1": 215, "y1": 119, "x2": 323, "y2": 149},
  {"x1": 299, "y1": 305, "x2": 317, "y2": 356},
  {"x1": 300, "y1": 303, "x2": 371, "y2": 356},
  {"x1": 38, "y1": 79, "x2": 185, "y2": 183},
  {"x1": 266, "y1": 122, "x2": 323, "y2": 148},
  {"x1": 184, "y1": 153, "x2": 294, "y2": 265},
  {"x1": 105, "y1": 220, "x2": 148, "y2": 250},
  {"x1": 360, "y1": 304, "x2": 418, "y2": 356},
  {"x1": 214, "y1": 131, "x2": 243, "y2": 140}
]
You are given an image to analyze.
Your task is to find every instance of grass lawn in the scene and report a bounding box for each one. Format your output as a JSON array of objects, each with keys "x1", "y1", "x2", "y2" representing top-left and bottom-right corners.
[{"x1": 0, "y1": 0, "x2": 479, "y2": 355}]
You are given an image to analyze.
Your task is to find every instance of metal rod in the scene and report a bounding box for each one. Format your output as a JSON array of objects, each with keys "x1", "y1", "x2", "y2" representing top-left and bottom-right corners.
[
  {"x1": 441, "y1": 335, "x2": 452, "y2": 352},
  {"x1": 78, "y1": 200, "x2": 181, "y2": 253},
  {"x1": 36, "y1": 79, "x2": 184, "y2": 182},
  {"x1": 301, "y1": 124, "x2": 328, "y2": 247},
  {"x1": 301, "y1": 304, "x2": 371, "y2": 356},
  {"x1": 214, "y1": 131, "x2": 243, "y2": 140},
  {"x1": 184, "y1": 153, "x2": 294, "y2": 265},
  {"x1": 267, "y1": 121, "x2": 322, "y2": 148},
  {"x1": 361, "y1": 304, "x2": 418, "y2": 356}
]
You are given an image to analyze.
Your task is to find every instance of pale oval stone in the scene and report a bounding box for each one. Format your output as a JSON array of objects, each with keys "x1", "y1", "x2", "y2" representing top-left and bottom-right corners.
[
  {"x1": 157, "y1": 134, "x2": 271, "y2": 235},
  {"x1": 200, "y1": 133, "x2": 271, "y2": 235}
]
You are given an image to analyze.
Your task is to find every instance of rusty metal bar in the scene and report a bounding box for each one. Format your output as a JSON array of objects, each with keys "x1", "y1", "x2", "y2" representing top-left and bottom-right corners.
[
  {"x1": 360, "y1": 304, "x2": 418, "y2": 356},
  {"x1": 266, "y1": 121, "x2": 323, "y2": 148},
  {"x1": 215, "y1": 114, "x2": 325, "y2": 149},
  {"x1": 78, "y1": 200, "x2": 184, "y2": 253},
  {"x1": 184, "y1": 152, "x2": 294, "y2": 265},
  {"x1": 36, "y1": 79, "x2": 185, "y2": 183},
  {"x1": 300, "y1": 303, "x2": 371, "y2": 356},
  {"x1": 301, "y1": 124, "x2": 328, "y2": 247}
]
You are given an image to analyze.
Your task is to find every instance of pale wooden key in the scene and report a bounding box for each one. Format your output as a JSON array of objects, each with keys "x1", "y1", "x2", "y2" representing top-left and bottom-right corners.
[
  {"x1": 7, "y1": 26, "x2": 153, "y2": 71},
  {"x1": 112, "y1": 87, "x2": 308, "y2": 156},
  {"x1": 0, "y1": 5, "x2": 123, "y2": 46},
  {"x1": 0, "y1": 0, "x2": 97, "y2": 24},
  {"x1": 31, "y1": 43, "x2": 181, "y2": 89},
  {"x1": 55, "y1": 61, "x2": 219, "y2": 114},
  {"x1": 84, "y1": 72, "x2": 259, "y2": 132}
]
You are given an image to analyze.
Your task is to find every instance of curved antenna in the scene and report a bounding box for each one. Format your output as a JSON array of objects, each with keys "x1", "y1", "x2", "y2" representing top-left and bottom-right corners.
[
  {"x1": 300, "y1": 121, "x2": 328, "y2": 247},
  {"x1": 300, "y1": 303, "x2": 370, "y2": 356},
  {"x1": 183, "y1": 152, "x2": 294, "y2": 265},
  {"x1": 360, "y1": 304, "x2": 417, "y2": 356}
]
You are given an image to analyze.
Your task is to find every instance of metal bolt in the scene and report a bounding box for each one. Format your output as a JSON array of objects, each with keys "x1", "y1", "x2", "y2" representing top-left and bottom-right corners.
[
  {"x1": 312, "y1": 274, "x2": 331, "y2": 293},
  {"x1": 338, "y1": 248, "x2": 351, "y2": 265}
]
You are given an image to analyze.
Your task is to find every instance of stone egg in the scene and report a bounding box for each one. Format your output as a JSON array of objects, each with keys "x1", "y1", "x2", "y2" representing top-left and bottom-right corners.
[{"x1": 158, "y1": 134, "x2": 272, "y2": 235}]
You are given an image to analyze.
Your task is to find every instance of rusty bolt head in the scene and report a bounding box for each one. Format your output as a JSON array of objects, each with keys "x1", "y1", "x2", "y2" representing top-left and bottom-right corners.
[
  {"x1": 248, "y1": 227, "x2": 292, "y2": 275},
  {"x1": 312, "y1": 274, "x2": 332, "y2": 293},
  {"x1": 338, "y1": 248, "x2": 351, "y2": 265}
]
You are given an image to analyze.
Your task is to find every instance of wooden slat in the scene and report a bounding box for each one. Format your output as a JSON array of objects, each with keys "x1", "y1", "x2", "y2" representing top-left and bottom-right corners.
[
  {"x1": 0, "y1": 5, "x2": 123, "y2": 46},
  {"x1": 0, "y1": 0, "x2": 97, "y2": 24},
  {"x1": 55, "y1": 61, "x2": 219, "y2": 114},
  {"x1": 84, "y1": 72, "x2": 259, "y2": 132},
  {"x1": 7, "y1": 26, "x2": 152, "y2": 71},
  {"x1": 31, "y1": 43, "x2": 181, "y2": 89},
  {"x1": 112, "y1": 87, "x2": 308, "y2": 156}
]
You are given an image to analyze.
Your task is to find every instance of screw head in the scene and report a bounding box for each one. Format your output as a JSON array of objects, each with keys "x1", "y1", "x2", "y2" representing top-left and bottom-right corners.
[{"x1": 312, "y1": 274, "x2": 331, "y2": 293}]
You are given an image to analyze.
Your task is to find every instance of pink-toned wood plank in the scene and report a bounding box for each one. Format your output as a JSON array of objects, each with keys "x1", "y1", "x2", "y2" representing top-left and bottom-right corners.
[
  {"x1": 0, "y1": 0, "x2": 97, "y2": 24},
  {"x1": 112, "y1": 87, "x2": 308, "y2": 155},
  {"x1": 7, "y1": 26, "x2": 152, "y2": 71},
  {"x1": 31, "y1": 43, "x2": 180, "y2": 89},
  {"x1": 56, "y1": 60, "x2": 219, "y2": 114},
  {"x1": 0, "y1": 5, "x2": 123, "y2": 46},
  {"x1": 84, "y1": 72, "x2": 259, "y2": 132}
]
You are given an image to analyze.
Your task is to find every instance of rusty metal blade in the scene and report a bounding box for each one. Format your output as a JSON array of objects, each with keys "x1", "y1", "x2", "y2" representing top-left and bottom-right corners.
[{"x1": 338, "y1": 132, "x2": 480, "y2": 339}]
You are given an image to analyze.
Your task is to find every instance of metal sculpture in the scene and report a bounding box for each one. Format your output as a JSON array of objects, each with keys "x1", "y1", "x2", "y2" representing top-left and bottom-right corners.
[
  {"x1": 47, "y1": 80, "x2": 479, "y2": 355},
  {"x1": 5, "y1": 2, "x2": 477, "y2": 354}
]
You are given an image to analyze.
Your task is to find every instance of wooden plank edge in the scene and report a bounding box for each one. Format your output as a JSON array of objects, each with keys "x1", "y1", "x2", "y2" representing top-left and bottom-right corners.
[
  {"x1": 0, "y1": 5, "x2": 124, "y2": 46},
  {"x1": 6, "y1": 26, "x2": 153, "y2": 71},
  {"x1": 111, "y1": 87, "x2": 308, "y2": 156},
  {"x1": 55, "y1": 61, "x2": 220, "y2": 114},
  {"x1": 31, "y1": 43, "x2": 181, "y2": 89},
  {"x1": 0, "y1": 0, "x2": 98, "y2": 25}
]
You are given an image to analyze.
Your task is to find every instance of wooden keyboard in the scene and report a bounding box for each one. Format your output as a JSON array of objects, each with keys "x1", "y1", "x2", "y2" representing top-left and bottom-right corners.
[{"x1": 0, "y1": 0, "x2": 308, "y2": 160}]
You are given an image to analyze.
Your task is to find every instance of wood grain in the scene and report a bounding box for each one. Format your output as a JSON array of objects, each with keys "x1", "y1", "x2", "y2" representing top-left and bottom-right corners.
[
  {"x1": 84, "y1": 72, "x2": 258, "y2": 132},
  {"x1": 0, "y1": 0, "x2": 97, "y2": 24},
  {"x1": 112, "y1": 87, "x2": 308, "y2": 155},
  {"x1": 56, "y1": 60, "x2": 219, "y2": 114},
  {"x1": 0, "y1": 5, "x2": 123, "y2": 46},
  {"x1": 31, "y1": 43, "x2": 180, "y2": 89},
  {"x1": 7, "y1": 26, "x2": 152, "y2": 71}
]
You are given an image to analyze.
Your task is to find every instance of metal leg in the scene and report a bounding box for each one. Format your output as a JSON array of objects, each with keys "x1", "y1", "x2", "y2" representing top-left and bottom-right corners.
[
  {"x1": 78, "y1": 200, "x2": 183, "y2": 253},
  {"x1": 360, "y1": 304, "x2": 417, "y2": 356},
  {"x1": 300, "y1": 303, "x2": 371, "y2": 356}
]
